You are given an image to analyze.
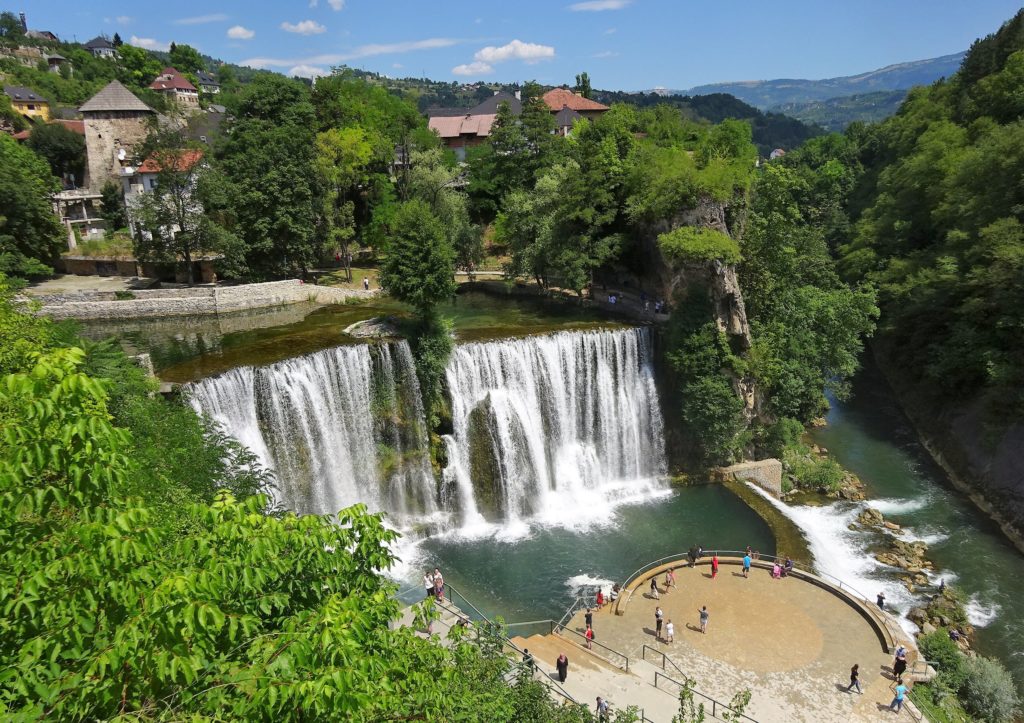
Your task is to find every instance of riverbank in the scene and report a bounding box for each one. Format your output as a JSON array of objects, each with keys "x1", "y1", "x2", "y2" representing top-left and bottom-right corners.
[{"x1": 870, "y1": 345, "x2": 1024, "y2": 557}]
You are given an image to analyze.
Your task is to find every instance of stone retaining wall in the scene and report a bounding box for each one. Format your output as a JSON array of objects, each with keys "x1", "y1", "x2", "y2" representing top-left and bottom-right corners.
[
  {"x1": 31, "y1": 280, "x2": 377, "y2": 320},
  {"x1": 721, "y1": 459, "x2": 783, "y2": 497}
]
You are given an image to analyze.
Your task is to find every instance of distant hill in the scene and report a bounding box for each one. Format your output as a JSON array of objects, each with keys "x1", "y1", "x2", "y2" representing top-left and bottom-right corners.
[
  {"x1": 769, "y1": 90, "x2": 908, "y2": 132},
  {"x1": 592, "y1": 89, "x2": 823, "y2": 155},
  {"x1": 670, "y1": 52, "x2": 966, "y2": 110}
]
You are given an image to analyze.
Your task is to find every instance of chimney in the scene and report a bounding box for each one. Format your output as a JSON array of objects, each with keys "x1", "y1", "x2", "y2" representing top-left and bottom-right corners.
[{"x1": 19, "y1": 12, "x2": 27, "y2": 31}]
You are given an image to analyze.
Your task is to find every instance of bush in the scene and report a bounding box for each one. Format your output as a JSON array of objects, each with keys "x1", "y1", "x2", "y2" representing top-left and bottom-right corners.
[
  {"x1": 657, "y1": 225, "x2": 742, "y2": 264},
  {"x1": 918, "y1": 631, "x2": 968, "y2": 691},
  {"x1": 960, "y1": 656, "x2": 1020, "y2": 723},
  {"x1": 787, "y1": 453, "x2": 845, "y2": 492}
]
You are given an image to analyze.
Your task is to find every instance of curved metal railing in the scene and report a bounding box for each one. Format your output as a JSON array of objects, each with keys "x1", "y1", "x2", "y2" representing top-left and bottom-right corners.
[{"x1": 653, "y1": 671, "x2": 758, "y2": 722}]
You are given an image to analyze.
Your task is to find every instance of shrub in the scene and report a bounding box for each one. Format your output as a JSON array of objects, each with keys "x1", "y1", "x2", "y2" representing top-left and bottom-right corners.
[
  {"x1": 658, "y1": 225, "x2": 742, "y2": 265},
  {"x1": 960, "y1": 656, "x2": 1020, "y2": 723},
  {"x1": 918, "y1": 630, "x2": 968, "y2": 691},
  {"x1": 787, "y1": 453, "x2": 845, "y2": 492}
]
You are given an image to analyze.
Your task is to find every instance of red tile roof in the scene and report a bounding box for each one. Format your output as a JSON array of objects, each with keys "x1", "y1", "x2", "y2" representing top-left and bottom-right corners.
[
  {"x1": 137, "y1": 149, "x2": 204, "y2": 173},
  {"x1": 52, "y1": 119, "x2": 85, "y2": 135},
  {"x1": 428, "y1": 113, "x2": 497, "y2": 139},
  {"x1": 149, "y1": 68, "x2": 197, "y2": 93},
  {"x1": 542, "y1": 88, "x2": 609, "y2": 113}
]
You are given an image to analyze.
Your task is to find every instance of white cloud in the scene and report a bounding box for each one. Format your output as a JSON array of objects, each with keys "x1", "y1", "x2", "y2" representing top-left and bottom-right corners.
[
  {"x1": 309, "y1": 0, "x2": 318, "y2": 5},
  {"x1": 130, "y1": 35, "x2": 171, "y2": 51},
  {"x1": 474, "y1": 39, "x2": 554, "y2": 65},
  {"x1": 227, "y1": 25, "x2": 255, "y2": 40},
  {"x1": 116, "y1": 15, "x2": 133, "y2": 25},
  {"x1": 569, "y1": 0, "x2": 632, "y2": 10},
  {"x1": 452, "y1": 61, "x2": 493, "y2": 76},
  {"x1": 593, "y1": 50, "x2": 619, "y2": 58},
  {"x1": 174, "y1": 13, "x2": 229, "y2": 25},
  {"x1": 243, "y1": 38, "x2": 461, "y2": 68},
  {"x1": 281, "y1": 20, "x2": 327, "y2": 35},
  {"x1": 327, "y1": 0, "x2": 345, "y2": 9},
  {"x1": 392, "y1": 62, "x2": 403, "y2": 69},
  {"x1": 290, "y1": 64, "x2": 327, "y2": 78},
  {"x1": 604, "y1": 27, "x2": 617, "y2": 34}
]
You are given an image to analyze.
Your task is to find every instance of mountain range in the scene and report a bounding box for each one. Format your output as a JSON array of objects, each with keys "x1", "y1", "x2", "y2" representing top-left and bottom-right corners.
[{"x1": 659, "y1": 51, "x2": 966, "y2": 111}]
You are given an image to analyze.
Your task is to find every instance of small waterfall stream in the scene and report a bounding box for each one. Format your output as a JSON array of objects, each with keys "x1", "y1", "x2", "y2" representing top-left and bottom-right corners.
[{"x1": 186, "y1": 327, "x2": 667, "y2": 533}]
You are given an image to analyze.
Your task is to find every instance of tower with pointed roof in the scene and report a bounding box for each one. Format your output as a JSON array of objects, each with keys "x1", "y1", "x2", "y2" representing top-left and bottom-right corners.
[{"x1": 79, "y1": 80, "x2": 155, "y2": 190}]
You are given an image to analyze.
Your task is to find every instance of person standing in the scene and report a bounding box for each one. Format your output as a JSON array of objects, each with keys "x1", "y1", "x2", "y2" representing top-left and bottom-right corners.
[
  {"x1": 522, "y1": 648, "x2": 535, "y2": 671},
  {"x1": 596, "y1": 696, "x2": 610, "y2": 721},
  {"x1": 665, "y1": 619, "x2": 675, "y2": 643},
  {"x1": 665, "y1": 568, "x2": 675, "y2": 592},
  {"x1": 650, "y1": 577, "x2": 660, "y2": 600},
  {"x1": 556, "y1": 653, "x2": 569, "y2": 683},
  {"x1": 893, "y1": 650, "x2": 908, "y2": 679},
  {"x1": 711, "y1": 554, "x2": 719, "y2": 579},
  {"x1": 596, "y1": 589, "x2": 605, "y2": 609},
  {"x1": 362, "y1": 276, "x2": 370, "y2": 291},
  {"x1": 889, "y1": 678, "x2": 908, "y2": 713},
  {"x1": 742, "y1": 552, "x2": 752, "y2": 578},
  {"x1": 423, "y1": 571, "x2": 434, "y2": 600},
  {"x1": 698, "y1": 605, "x2": 709, "y2": 634},
  {"x1": 655, "y1": 606, "x2": 664, "y2": 640},
  {"x1": 847, "y1": 663, "x2": 862, "y2": 694},
  {"x1": 877, "y1": 591, "x2": 886, "y2": 610},
  {"x1": 585, "y1": 607, "x2": 594, "y2": 631},
  {"x1": 585, "y1": 625, "x2": 594, "y2": 650},
  {"x1": 433, "y1": 568, "x2": 444, "y2": 602}
]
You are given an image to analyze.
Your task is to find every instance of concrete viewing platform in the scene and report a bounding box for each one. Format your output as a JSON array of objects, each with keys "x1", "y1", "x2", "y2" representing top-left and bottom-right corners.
[{"x1": 556, "y1": 556, "x2": 925, "y2": 722}]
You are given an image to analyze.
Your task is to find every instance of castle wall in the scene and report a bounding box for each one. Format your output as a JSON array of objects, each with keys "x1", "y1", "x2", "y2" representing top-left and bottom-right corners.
[{"x1": 83, "y1": 111, "x2": 151, "y2": 191}]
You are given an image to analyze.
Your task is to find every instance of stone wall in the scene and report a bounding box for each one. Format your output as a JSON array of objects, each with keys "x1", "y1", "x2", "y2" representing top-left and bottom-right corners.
[
  {"x1": 31, "y1": 280, "x2": 377, "y2": 320},
  {"x1": 83, "y1": 111, "x2": 151, "y2": 191},
  {"x1": 720, "y1": 459, "x2": 783, "y2": 497}
]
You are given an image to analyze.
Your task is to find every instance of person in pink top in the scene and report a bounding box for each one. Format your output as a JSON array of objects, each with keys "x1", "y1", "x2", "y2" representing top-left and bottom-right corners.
[{"x1": 711, "y1": 555, "x2": 719, "y2": 579}]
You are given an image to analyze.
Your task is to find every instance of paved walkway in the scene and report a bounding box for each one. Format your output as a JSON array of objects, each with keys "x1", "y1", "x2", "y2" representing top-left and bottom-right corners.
[{"x1": 567, "y1": 559, "x2": 918, "y2": 722}]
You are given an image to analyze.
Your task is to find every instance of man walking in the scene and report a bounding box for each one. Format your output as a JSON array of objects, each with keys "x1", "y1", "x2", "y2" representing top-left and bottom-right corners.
[
  {"x1": 742, "y1": 552, "x2": 752, "y2": 578},
  {"x1": 655, "y1": 606, "x2": 664, "y2": 640},
  {"x1": 596, "y1": 696, "x2": 610, "y2": 721},
  {"x1": 889, "y1": 678, "x2": 908, "y2": 713},
  {"x1": 698, "y1": 605, "x2": 709, "y2": 634}
]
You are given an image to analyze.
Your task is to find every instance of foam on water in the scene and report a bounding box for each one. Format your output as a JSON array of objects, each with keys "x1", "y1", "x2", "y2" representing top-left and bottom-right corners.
[
  {"x1": 871, "y1": 497, "x2": 930, "y2": 516},
  {"x1": 745, "y1": 483, "x2": 923, "y2": 634},
  {"x1": 965, "y1": 595, "x2": 1001, "y2": 628},
  {"x1": 565, "y1": 574, "x2": 614, "y2": 598}
]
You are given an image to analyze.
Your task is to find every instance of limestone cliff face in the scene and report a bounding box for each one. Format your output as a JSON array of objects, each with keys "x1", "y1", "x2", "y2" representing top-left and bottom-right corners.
[{"x1": 642, "y1": 196, "x2": 759, "y2": 423}]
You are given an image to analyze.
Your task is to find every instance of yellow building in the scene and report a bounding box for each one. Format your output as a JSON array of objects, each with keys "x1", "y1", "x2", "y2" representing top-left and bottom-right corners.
[{"x1": 3, "y1": 85, "x2": 50, "y2": 121}]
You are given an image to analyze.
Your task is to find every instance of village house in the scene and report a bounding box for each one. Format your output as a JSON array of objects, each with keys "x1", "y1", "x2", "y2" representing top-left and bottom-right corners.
[
  {"x1": 83, "y1": 36, "x2": 117, "y2": 59},
  {"x1": 541, "y1": 88, "x2": 610, "y2": 122},
  {"x1": 196, "y1": 71, "x2": 220, "y2": 94},
  {"x1": 19, "y1": 12, "x2": 59, "y2": 42},
  {"x1": 426, "y1": 91, "x2": 520, "y2": 161},
  {"x1": 3, "y1": 85, "x2": 50, "y2": 121},
  {"x1": 149, "y1": 67, "x2": 200, "y2": 107},
  {"x1": 46, "y1": 53, "x2": 72, "y2": 74},
  {"x1": 78, "y1": 80, "x2": 155, "y2": 191}
]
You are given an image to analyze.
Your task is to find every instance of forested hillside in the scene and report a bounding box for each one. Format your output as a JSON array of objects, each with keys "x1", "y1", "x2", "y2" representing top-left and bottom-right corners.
[
  {"x1": 776, "y1": 9, "x2": 1024, "y2": 540},
  {"x1": 769, "y1": 90, "x2": 907, "y2": 132}
]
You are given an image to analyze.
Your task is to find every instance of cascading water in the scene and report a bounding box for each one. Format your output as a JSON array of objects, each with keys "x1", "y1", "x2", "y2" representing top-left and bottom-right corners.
[
  {"x1": 187, "y1": 327, "x2": 668, "y2": 535},
  {"x1": 441, "y1": 327, "x2": 667, "y2": 529},
  {"x1": 186, "y1": 341, "x2": 438, "y2": 526}
]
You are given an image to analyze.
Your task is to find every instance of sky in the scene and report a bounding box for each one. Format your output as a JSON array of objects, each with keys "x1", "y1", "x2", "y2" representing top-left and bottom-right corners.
[{"x1": 16, "y1": 0, "x2": 1024, "y2": 90}]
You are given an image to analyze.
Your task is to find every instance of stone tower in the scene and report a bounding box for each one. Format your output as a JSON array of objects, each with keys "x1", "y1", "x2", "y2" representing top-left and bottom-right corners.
[{"x1": 79, "y1": 81, "x2": 155, "y2": 191}]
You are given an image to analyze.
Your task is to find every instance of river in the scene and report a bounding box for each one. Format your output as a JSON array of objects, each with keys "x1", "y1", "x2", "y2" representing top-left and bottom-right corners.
[{"x1": 811, "y1": 362, "x2": 1024, "y2": 688}]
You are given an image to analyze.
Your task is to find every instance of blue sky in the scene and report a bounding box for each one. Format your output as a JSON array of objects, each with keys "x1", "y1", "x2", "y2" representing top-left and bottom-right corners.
[{"x1": 17, "y1": 0, "x2": 1024, "y2": 89}]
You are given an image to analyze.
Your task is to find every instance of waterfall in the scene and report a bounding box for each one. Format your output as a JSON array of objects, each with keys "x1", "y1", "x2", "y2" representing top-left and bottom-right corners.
[
  {"x1": 186, "y1": 341, "x2": 439, "y2": 526},
  {"x1": 186, "y1": 327, "x2": 668, "y2": 533},
  {"x1": 442, "y1": 327, "x2": 667, "y2": 527}
]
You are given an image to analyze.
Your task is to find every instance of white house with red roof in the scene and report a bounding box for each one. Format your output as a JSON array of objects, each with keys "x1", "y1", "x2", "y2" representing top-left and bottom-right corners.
[
  {"x1": 541, "y1": 88, "x2": 609, "y2": 122},
  {"x1": 149, "y1": 67, "x2": 200, "y2": 107}
]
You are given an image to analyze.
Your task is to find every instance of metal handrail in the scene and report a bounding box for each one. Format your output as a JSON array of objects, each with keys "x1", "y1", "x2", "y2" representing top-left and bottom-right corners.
[
  {"x1": 556, "y1": 594, "x2": 596, "y2": 632},
  {"x1": 654, "y1": 671, "x2": 758, "y2": 722},
  {"x1": 553, "y1": 621, "x2": 630, "y2": 672},
  {"x1": 642, "y1": 643, "x2": 693, "y2": 681},
  {"x1": 444, "y1": 584, "x2": 491, "y2": 623}
]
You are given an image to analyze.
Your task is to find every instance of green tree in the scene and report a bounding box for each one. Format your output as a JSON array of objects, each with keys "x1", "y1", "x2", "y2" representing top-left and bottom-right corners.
[
  {"x1": 213, "y1": 75, "x2": 323, "y2": 278},
  {"x1": 574, "y1": 72, "x2": 593, "y2": 99},
  {"x1": 168, "y1": 42, "x2": 204, "y2": 74},
  {"x1": 112, "y1": 31, "x2": 123, "y2": 47},
  {"x1": 960, "y1": 656, "x2": 1020, "y2": 723},
  {"x1": 0, "y1": 134, "x2": 62, "y2": 279},
  {"x1": 0, "y1": 11, "x2": 24, "y2": 41},
  {"x1": 130, "y1": 126, "x2": 218, "y2": 284},
  {"x1": 316, "y1": 126, "x2": 374, "y2": 281},
  {"x1": 99, "y1": 179, "x2": 127, "y2": 233},
  {"x1": 26, "y1": 120, "x2": 86, "y2": 183},
  {"x1": 379, "y1": 199, "x2": 456, "y2": 315}
]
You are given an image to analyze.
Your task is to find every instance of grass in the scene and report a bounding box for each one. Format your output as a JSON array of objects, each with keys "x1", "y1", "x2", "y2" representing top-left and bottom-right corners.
[
  {"x1": 67, "y1": 234, "x2": 135, "y2": 259},
  {"x1": 319, "y1": 267, "x2": 381, "y2": 290}
]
